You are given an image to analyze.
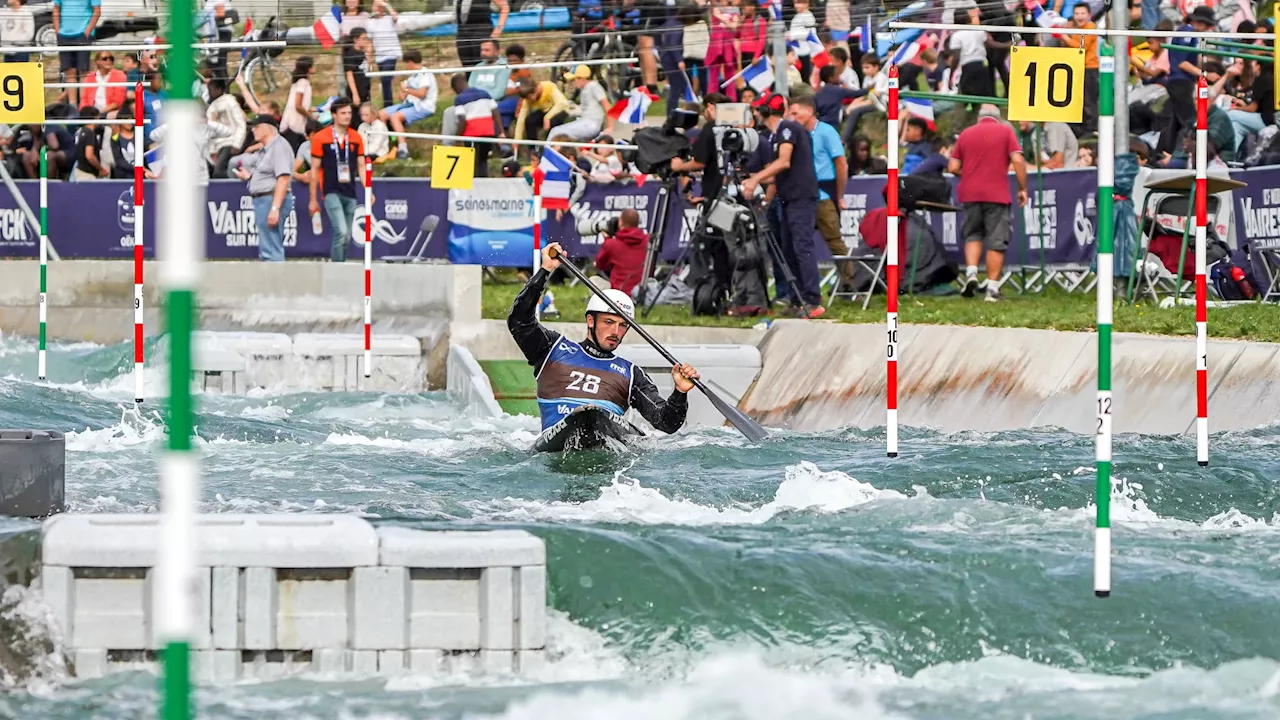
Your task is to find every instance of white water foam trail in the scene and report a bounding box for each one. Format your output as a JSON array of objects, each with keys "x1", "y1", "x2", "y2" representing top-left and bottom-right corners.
[{"x1": 477, "y1": 461, "x2": 908, "y2": 526}]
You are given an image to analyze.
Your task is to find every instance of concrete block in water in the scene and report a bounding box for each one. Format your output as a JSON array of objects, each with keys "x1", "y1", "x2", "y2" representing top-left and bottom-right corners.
[
  {"x1": 0, "y1": 430, "x2": 66, "y2": 518},
  {"x1": 40, "y1": 514, "x2": 547, "y2": 681}
]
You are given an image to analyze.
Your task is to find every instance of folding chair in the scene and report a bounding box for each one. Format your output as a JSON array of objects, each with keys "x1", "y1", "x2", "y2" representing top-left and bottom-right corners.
[
  {"x1": 825, "y1": 252, "x2": 887, "y2": 309},
  {"x1": 1254, "y1": 246, "x2": 1280, "y2": 303},
  {"x1": 382, "y1": 215, "x2": 439, "y2": 263},
  {"x1": 1129, "y1": 193, "x2": 1214, "y2": 304}
]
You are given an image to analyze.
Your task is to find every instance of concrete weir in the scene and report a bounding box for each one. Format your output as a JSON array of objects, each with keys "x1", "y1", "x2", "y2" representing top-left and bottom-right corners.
[{"x1": 741, "y1": 321, "x2": 1280, "y2": 435}]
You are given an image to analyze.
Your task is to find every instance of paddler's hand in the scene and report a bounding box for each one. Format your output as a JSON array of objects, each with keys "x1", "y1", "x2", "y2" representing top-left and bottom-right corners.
[
  {"x1": 672, "y1": 363, "x2": 699, "y2": 393},
  {"x1": 542, "y1": 242, "x2": 564, "y2": 272}
]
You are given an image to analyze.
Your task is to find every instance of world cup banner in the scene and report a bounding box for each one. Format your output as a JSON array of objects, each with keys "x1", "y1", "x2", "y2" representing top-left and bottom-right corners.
[{"x1": 446, "y1": 179, "x2": 535, "y2": 266}]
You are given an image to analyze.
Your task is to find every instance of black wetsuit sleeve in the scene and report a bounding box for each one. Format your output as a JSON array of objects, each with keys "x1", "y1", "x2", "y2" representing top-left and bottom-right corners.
[
  {"x1": 630, "y1": 367, "x2": 689, "y2": 434},
  {"x1": 507, "y1": 269, "x2": 559, "y2": 370}
]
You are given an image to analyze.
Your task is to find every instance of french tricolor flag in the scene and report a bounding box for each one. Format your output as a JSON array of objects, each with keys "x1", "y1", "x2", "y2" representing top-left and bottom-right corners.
[
  {"x1": 902, "y1": 97, "x2": 935, "y2": 130},
  {"x1": 1025, "y1": 0, "x2": 1068, "y2": 40},
  {"x1": 805, "y1": 30, "x2": 829, "y2": 68},
  {"x1": 887, "y1": 40, "x2": 922, "y2": 67},
  {"x1": 241, "y1": 18, "x2": 253, "y2": 59},
  {"x1": 539, "y1": 147, "x2": 573, "y2": 210},
  {"x1": 741, "y1": 55, "x2": 773, "y2": 94},
  {"x1": 607, "y1": 87, "x2": 658, "y2": 124},
  {"x1": 760, "y1": 0, "x2": 782, "y2": 22},
  {"x1": 856, "y1": 17, "x2": 873, "y2": 54},
  {"x1": 313, "y1": 5, "x2": 342, "y2": 49}
]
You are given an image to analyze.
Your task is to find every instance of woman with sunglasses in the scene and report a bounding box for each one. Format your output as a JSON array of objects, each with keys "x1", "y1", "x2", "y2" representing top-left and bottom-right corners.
[{"x1": 78, "y1": 52, "x2": 128, "y2": 119}]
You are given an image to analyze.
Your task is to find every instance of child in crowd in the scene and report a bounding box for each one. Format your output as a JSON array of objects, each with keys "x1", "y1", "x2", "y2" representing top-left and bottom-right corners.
[
  {"x1": 581, "y1": 135, "x2": 625, "y2": 184},
  {"x1": 815, "y1": 64, "x2": 864, "y2": 128},
  {"x1": 358, "y1": 102, "x2": 396, "y2": 164},
  {"x1": 788, "y1": 0, "x2": 817, "y2": 80}
]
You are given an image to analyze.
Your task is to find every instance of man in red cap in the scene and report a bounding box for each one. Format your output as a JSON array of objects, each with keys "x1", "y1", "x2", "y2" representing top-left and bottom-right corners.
[{"x1": 741, "y1": 93, "x2": 825, "y2": 318}]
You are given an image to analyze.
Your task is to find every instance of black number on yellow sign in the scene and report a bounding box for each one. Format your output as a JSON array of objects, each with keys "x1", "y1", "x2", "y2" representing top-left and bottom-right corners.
[
  {"x1": 2, "y1": 76, "x2": 23, "y2": 112},
  {"x1": 445, "y1": 154, "x2": 459, "y2": 179},
  {"x1": 1023, "y1": 62, "x2": 1074, "y2": 109}
]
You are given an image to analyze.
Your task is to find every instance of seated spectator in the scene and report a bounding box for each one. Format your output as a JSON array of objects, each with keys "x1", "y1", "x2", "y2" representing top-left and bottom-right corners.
[
  {"x1": 1129, "y1": 22, "x2": 1172, "y2": 106},
  {"x1": 378, "y1": 49, "x2": 436, "y2": 160},
  {"x1": 911, "y1": 134, "x2": 954, "y2": 176},
  {"x1": 841, "y1": 52, "x2": 888, "y2": 145},
  {"x1": 450, "y1": 73, "x2": 503, "y2": 178},
  {"x1": 206, "y1": 78, "x2": 247, "y2": 178},
  {"x1": 547, "y1": 65, "x2": 612, "y2": 143},
  {"x1": 71, "y1": 107, "x2": 107, "y2": 181},
  {"x1": 359, "y1": 102, "x2": 396, "y2": 163},
  {"x1": 80, "y1": 52, "x2": 127, "y2": 118},
  {"x1": 22, "y1": 124, "x2": 73, "y2": 180},
  {"x1": 100, "y1": 101, "x2": 139, "y2": 179},
  {"x1": 1017, "y1": 120, "x2": 1078, "y2": 170},
  {"x1": 581, "y1": 135, "x2": 624, "y2": 183},
  {"x1": 499, "y1": 44, "x2": 530, "y2": 132},
  {"x1": 513, "y1": 78, "x2": 571, "y2": 143},
  {"x1": 595, "y1": 209, "x2": 648, "y2": 296},
  {"x1": 900, "y1": 117, "x2": 932, "y2": 174},
  {"x1": 848, "y1": 134, "x2": 887, "y2": 176},
  {"x1": 141, "y1": 71, "x2": 165, "y2": 143}
]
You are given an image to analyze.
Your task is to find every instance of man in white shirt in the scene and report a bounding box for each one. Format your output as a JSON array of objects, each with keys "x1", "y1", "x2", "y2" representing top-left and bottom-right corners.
[
  {"x1": 547, "y1": 65, "x2": 611, "y2": 142},
  {"x1": 378, "y1": 48, "x2": 436, "y2": 160},
  {"x1": 0, "y1": 0, "x2": 36, "y2": 62}
]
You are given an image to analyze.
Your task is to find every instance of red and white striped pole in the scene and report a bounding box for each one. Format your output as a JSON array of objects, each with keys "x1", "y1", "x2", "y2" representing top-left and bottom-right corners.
[
  {"x1": 885, "y1": 65, "x2": 900, "y2": 459},
  {"x1": 133, "y1": 82, "x2": 146, "y2": 404},
  {"x1": 363, "y1": 156, "x2": 372, "y2": 378},
  {"x1": 532, "y1": 166, "x2": 544, "y2": 321},
  {"x1": 1194, "y1": 76, "x2": 1208, "y2": 466}
]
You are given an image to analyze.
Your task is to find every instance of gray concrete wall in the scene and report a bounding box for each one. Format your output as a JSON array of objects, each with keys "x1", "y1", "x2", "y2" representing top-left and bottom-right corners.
[
  {"x1": 741, "y1": 320, "x2": 1280, "y2": 435},
  {"x1": 0, "y1": 261, "x2": 480, "y2": 344}
]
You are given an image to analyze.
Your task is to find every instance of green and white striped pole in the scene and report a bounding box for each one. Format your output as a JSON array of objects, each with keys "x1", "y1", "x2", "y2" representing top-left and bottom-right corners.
[
  {"x1": 38, "y1": 147, "x2": 47, "y2": 380},
  {"x1": 156, "y1": 0, "x2": 201, "y2": 713},
  {"x1": 1094, "y1": 45, "x2": 1116, "y2": 598}
]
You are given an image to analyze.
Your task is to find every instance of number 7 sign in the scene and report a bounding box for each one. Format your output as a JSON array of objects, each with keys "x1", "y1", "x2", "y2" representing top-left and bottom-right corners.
[
  {"x1": 430, "y1": 145, "x2": 476, "y2": 190},
  {"x1": 1008, "y1": 46, "x2": 1085, "y2": 124}
]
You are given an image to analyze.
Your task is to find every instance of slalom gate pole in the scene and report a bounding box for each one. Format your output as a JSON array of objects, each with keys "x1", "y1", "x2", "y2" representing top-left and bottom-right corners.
[
  {"x1": 38, "y1": 148, "x2": 47, "y2": 380},
  {"x1": 1094, "y1": 46, "x2": 1116, "y2": 598},
  {"x1": 134, "y1": 83, "x2": 146, "y2": 403},
  {"x1": 532, "y1": 167, "x2": 544, "y2": 321},
  {"x1": 1195, "y1": 76, "x2": 1209, "y2": 467},
  {"x1": 885, "y1": 65, "x2": 900, "y2": 459},
  {"x1": 363, "y1": 156, "x2": 372, "y2": 378},
  {"x1": 157, "y1": 0, "x2": 200, "y2": 712}
]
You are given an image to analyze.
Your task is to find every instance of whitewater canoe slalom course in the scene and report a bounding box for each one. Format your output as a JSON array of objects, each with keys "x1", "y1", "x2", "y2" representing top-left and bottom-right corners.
[{"x1": 2, "y1": 7, "x2": 1280, "y2": 720}]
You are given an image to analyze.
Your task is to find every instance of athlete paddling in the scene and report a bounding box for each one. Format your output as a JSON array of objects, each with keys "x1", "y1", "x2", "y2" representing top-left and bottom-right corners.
[{"x1": 508, "y1": 242, "x2": 700, "y2": 439}]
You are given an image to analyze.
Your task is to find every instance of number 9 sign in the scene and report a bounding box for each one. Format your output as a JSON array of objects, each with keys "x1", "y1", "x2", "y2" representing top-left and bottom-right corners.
[
  {"x1": 1008, "y1": 46, "x2": 1085, "y2": 124},
  {"x1": 0, "y1": 63, "x2": 45, "y2": 125}
]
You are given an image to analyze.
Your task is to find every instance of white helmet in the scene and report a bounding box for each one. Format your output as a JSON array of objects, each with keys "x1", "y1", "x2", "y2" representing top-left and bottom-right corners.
[{"x1": 585, "y1": 289, "x2": 635, "y2": 319}]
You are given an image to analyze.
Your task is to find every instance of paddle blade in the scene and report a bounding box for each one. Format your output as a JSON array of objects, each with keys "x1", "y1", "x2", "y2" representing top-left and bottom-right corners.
[{"x1": 697, "y1": 382, "x2": 769, "y2": 442}]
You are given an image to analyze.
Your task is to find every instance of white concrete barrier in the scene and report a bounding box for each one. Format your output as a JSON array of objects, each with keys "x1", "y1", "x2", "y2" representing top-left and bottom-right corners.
[
  {"x1": 156, "y1": 332, "x2": 428, "y2": 393},
  {"x1": 40, "y1": 514, "x2": 547, "y2": 681},
  {"x1": 622, "y1": 345, "x2": 762, "y2": 431},
  {"x1": 446, "y1": 345, "x2": 504, "y2": 419}
]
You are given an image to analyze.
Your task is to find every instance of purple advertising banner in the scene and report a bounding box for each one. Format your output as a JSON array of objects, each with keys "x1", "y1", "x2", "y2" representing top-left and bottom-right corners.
[
  {"x1": 0, "y1": 170, "x2": 1100, "y2": 266},
  {"x1": 1228, "y1": 166, "x2": 1280, "y2": 251}
]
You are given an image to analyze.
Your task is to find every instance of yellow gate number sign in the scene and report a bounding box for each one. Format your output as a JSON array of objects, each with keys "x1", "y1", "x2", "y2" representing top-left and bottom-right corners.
[
  {"x1": 0, "y1": 63, "x2": 45, "y2": 125},
  {"x1": 1008, "y1": 46, "x2": 1085, "y2": 124},
  {"x1": 431, "y1": 145, "x2": 476, "y2": 190}
]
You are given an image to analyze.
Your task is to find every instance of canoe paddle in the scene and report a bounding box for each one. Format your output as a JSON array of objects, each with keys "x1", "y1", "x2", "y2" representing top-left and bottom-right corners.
[{"x1": 549, "y1": 248, "x2": 770, "y2": 442}]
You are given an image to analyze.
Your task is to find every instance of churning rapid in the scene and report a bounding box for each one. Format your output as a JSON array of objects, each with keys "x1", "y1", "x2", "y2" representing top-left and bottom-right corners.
[{"x1": 1, "y1": 335, "x2": 1279, "y2": 719}]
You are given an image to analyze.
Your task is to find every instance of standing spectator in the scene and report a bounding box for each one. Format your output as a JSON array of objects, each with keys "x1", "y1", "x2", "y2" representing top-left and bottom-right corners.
[
  {"x1": 148, "y1": 115, "x2": 234, "y2": 186},
  {"x1": 309, "y1": 99, "x2": 366, "y2": 262},
  {"x1": 206, "y1": 78, "x2": 247, "y2": 178},
  {"x1": 681, "y1": 4, "x2": 709, "y2": 96},
  {"x1": 340, "y1": 0, "x2": 369, "y2": 36},
  {"x1": 449, "y1": 73, "x2": 503, "y2": 177},
  {"x1": 948, "y1": 13, "x2": 990, "y2": 124},
  {"x1": 1060, "y1": 3, "x2": 1099, "y2": 134},
  {"x1": 343, "y1": 28, "x2": 374, "y2": 107},
  {"x1": 787, "y1": 0, "x2": 817, "y2": 81},
  {"x1": 281, "y1": 57, "x2": 316, "y2": 152},
  {"x1": 52, "y1": 0, "x2": 100, "y2": 106},
  {"x1": 548, "y1": 65, "x2": 612, "y2": 142},
  {"x1": 1017, "y1": 120, "x2": 1078, "y2": 169},
  {"x1": 595, "y1": 209, "x2": 649, "y2": 296},
  {"x1": 378, "y1": 49, "x2": 436, "y2": 159},
  {"x1": 704, "y1": 0, "x2": 740, "y2": 101},
  {"x1": 0, "y1": 0, "x2": 35, "y2": 62},
  {"x1": 498, "y1": 43, "x2": 528, "y2": 133},
  {"x1": 948, "y1": 105, "x2": 1028, "y2": 302},
  {"x1": 792, "y1": 95, "x2": 854, "y2": 291},
  {"x1": 825, "y1": 0, "x2": 849, "y2": 49},
  {"x1": 235, "y1": 116, "x2": 295, "y2": 262},
  {"x1": 79, "y1": 51, "x2": 127, "y2": 117},
  {"x1": 981, "y1": 2, "x2": 1015, "y2": 98},
  {"x1": 455, "y1": 0, "x2": 508, "y2": 68},
  {"x1": 1158, "y1": 7, "x2": 1214, "y2": 156},
  {"x1": 71, "y1": 107, "x2": 106, "y2": 180},
  {"x1": 742, "y1": 93, "x2": 824, "y2": 318},
  {"x1": 737, "y1": 0, "x2": 766, "y2": 70},
  {"x1": 367, "y1": 0, "x2": 401, "y2": 107}
]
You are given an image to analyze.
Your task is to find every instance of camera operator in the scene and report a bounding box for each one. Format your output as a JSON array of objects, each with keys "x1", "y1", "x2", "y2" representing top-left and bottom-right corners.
[
  {"x1": 669, "y1": 93, "x2": 728, "y2": 203},
  {"x1": 742, "y1": 93, "x2": 824, "y2": 318}
]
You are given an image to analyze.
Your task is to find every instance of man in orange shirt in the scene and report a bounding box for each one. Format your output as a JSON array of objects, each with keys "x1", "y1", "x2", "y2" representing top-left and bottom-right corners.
[
  {"x1": 1061, "y1": 4, "x2": 1099, "y2": 135},
  {"x1": 309, "y1": 99, "x2": 369, "y2": 262}
]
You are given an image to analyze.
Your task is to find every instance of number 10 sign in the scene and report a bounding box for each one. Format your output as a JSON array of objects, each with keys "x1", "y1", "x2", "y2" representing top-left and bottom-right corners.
[{"x1": 1008, "y1": 46, "x2": 1085, "y2": 124}]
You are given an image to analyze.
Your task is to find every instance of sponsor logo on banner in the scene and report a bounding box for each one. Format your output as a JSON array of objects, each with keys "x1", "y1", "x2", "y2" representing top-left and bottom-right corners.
[
  {"x1": 1024, "y1": 188, "x2": 1058, "y2": 250},
  {"x1": 839, "y1": 193, "x2": 870, "y2": 250},
  {"x1": 569, "y1": 193, "x2": 651, "y2": 246},
  {"x1": 447, "y1": 179, "x2": 535, "y2": 266},
  {"x1": 1238, "y1": 187, "x2": 1280, "y2": 250},
  {"x1": 0, "y1": 208, "x2": 33, "y2": 247},
  {"x1": 117, "y1": 188, "x2": 137, "y2": 248},
  {"x1": 352, "y1": 205, "x2": 407, "y2": 246},
  {"x1": 208, "y1": 195, "x2": 297, "y2": 249},
  {"x1": 1075, "y1": 192, "x2": 1096, "y2": 246},
  {"x1": 383, "y1": 199, "x2": 408, "y2": 221}
]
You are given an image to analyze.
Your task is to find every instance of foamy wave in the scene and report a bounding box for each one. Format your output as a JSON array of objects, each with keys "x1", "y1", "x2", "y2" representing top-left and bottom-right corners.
[
  {"x1": 64, "y1": 407, "x2": 165, "y2": 452},
  {"x1": 476, "y1": 461, "x2": 906, "y2": 526},
  {"x1": 322, "y1": 428, "x2": 540, "y2": 456}
]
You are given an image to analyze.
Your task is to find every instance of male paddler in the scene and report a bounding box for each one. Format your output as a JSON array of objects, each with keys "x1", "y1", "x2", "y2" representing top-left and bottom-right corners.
[{"x1": 508, "y1": 242, "x2": 701, "y2": 435}]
